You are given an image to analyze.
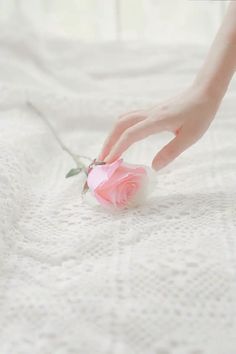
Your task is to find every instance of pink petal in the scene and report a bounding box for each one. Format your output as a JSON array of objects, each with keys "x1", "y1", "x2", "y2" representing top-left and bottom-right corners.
[{"x1": 87, "y1": 159, "x2": 123, "y2": 191}]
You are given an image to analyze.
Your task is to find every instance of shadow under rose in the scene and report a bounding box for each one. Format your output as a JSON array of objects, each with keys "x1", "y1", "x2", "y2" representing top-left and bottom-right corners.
[{"x1": 88, "y1": 190, "x2": 236, "y2": 224}]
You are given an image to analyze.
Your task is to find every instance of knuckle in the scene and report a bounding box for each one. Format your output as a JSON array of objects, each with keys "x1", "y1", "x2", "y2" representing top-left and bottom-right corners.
[
  {"x1": 147, "y1": 117, "x2": 160, "y2": 130},
  {"x1": 160, "y1": 112, "x2": 171, "y2": 122},
  {"x1": 113, "y1": 119, "x2": 126, "y2": 132},
  {"x1": 149, "y1": 112, "x2": 170, "y2": 126},
  {"x1": 117, "y1": 111, "x2": 136, "y2": 122},
  {"x1": 116, "y1": 117, "x2": 125, "y2": 126},
  {"x1": 117, "y1": 115, "x2": 127, "y2": 123},
  {"x1": 117, "y1": 113, "x2": 126, "y2": 121}
]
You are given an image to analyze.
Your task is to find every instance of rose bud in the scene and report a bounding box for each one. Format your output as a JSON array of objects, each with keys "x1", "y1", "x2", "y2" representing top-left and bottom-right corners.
[{"x1": 86, "y1": 159, "x2": 153, "y2": 209}]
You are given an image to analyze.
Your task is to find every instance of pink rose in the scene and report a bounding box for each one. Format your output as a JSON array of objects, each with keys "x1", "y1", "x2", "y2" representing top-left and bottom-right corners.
[{"x1": 87, "y1": 159, "x2": 150, "y2": 209}]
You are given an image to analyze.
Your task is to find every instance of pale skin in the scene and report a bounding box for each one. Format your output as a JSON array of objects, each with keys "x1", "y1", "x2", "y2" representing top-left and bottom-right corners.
[{"x1": 99, "y1": 2, "x2": 236, "y2": 171}]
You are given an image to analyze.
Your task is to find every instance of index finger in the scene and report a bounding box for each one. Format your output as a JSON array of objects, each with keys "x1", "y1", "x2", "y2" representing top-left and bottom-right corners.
[
  {"x1": 99, "y1": 111, "x2": 146, "y2": 160},
  {"x1": 104, "y1": 118, "x2": 166, "y2": 163}
]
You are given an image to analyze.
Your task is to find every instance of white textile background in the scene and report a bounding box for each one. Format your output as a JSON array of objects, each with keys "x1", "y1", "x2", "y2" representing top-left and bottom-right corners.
[
  {"x1": 0, "y1": 2, "x2": 236, "y2": 354},
  {"x1": 0, "y1": 0, "x2": 230, "y2": 43}
]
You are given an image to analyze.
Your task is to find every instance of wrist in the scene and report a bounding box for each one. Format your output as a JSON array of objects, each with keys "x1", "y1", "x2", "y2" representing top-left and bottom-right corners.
[{"x1": 191, "y1": 78, "x2": 225, "y2": 107}]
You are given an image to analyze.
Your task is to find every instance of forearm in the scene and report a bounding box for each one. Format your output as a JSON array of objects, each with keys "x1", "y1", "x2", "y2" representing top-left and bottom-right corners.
[{"x1": 193, "y1": 1, "x2": 236, "y2": 102}]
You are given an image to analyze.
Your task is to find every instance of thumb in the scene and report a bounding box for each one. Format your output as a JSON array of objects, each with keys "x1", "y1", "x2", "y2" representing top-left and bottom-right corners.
[{"x1": 152, "y1": 129, "x2": 191, "y2": 171}]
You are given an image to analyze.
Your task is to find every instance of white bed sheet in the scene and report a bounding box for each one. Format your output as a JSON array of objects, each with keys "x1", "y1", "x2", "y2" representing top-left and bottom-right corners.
[{"x1": 0, "y1": 27, "x2": 236, "y2": 354}]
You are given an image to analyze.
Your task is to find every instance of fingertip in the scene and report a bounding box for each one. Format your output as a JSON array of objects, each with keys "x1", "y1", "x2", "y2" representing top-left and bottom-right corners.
[
  {"x1": 98, "y1": 152, "x2": 105, "y2": 161},
  {"x1": 151, "y1": 161, "x2": 158, "y2": 171},
  {"x1": 98, "y1": 145, "x2": 110, "y2": 161},
  {"x1": 104, "y1": 154, "x2": 118, "y2": 164},
  {"x1": 152, "y1": 156, "x2": 167, "y2": 172},
  {"x1": 104, "y1": 144, "x2": 123, "y2": 164}
]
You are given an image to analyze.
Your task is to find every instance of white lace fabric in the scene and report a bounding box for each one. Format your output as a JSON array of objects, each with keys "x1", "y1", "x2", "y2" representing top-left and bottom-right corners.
[{"x1": 0, "y1": 28, "x2": 236, "y2": 354}]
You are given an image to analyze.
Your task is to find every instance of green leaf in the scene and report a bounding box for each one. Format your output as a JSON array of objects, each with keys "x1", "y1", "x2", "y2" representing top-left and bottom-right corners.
[{"x1": 65, "y1": 168, "x2": 82, "y2": 178}]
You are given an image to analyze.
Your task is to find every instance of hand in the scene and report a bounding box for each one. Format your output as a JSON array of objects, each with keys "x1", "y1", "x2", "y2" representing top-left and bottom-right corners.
[{"x1": 99, "y1": 86, "x2": 221, "y2": 171}]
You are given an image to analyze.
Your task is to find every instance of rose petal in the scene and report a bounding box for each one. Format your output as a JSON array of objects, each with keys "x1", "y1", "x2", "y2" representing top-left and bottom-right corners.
[
  {"x1": 86, "y1": 159, "x2": 152, "y2": 209},
  {"x1": 87, "y1": 159, "x2": 123, "y2": 191}
]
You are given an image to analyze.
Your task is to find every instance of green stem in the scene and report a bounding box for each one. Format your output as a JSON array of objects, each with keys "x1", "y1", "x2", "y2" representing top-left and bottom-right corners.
[{"x1": 26, "y1": 101, "x2": 92, "y2": 172}]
